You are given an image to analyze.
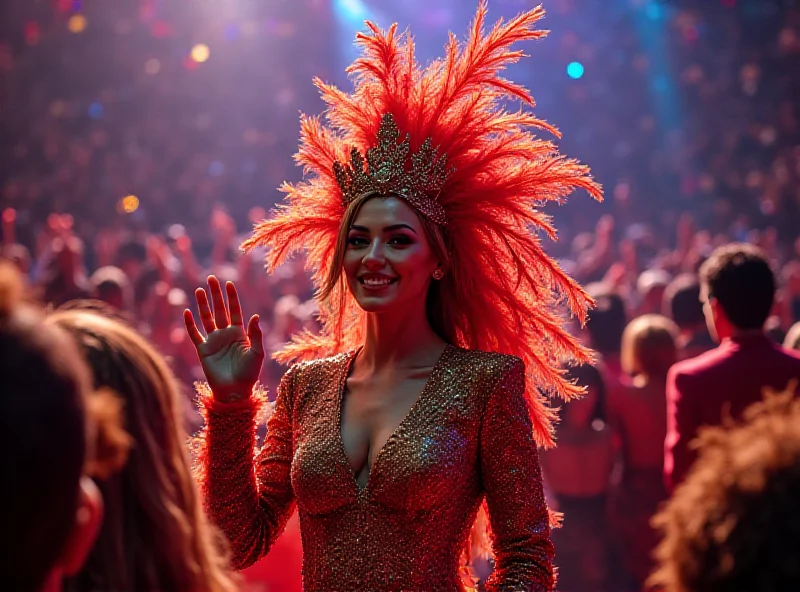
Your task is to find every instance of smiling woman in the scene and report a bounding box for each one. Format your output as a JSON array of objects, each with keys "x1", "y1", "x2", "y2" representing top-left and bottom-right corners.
[
  {"x1": 341, "y1": 197, "x2": 440, "y2": 307},
  {"x1": 326, "y1": 191, "x2": 453, "y2": 342},
  {"x1": 186, "y1": 3, "x2": 602, "y2": 591}
]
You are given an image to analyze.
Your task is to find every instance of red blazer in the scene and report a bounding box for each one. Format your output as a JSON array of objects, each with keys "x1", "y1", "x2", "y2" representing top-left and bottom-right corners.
[{"x1": 664, "y1": 334, "x2": 800, "y2": 490}]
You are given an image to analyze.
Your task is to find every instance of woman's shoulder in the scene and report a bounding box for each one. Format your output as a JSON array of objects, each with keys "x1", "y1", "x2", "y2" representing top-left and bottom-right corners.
[
  {"x1": 280, "y1": 350, "x2": 356, "y2": 387},
  {"x1": 446, "y1": 345, "x2": 522, "y2": 379}
]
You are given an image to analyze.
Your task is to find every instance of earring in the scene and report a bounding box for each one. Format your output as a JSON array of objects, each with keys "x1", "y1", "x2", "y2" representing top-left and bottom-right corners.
[{"x1": 432, "y1": 269, "x2": 444, "y2": 280}]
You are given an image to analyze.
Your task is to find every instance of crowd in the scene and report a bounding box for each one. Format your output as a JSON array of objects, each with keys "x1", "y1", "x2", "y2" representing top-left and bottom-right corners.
[
  {"x1": 3, "y1": 242, "x2": 800, "y2": 592},
  {"x1": 1, "y1": 0, "x2": 800, "y2": 590},
  {"x1": 544, "y1": 243, "x2": 800, "y2": 591}
]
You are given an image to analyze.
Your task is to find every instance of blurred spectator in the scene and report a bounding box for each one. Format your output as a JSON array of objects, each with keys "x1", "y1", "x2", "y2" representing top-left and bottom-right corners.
[
  {"x1": 1, "y1": 209, "x2": 32, "y2": 273},
  {"x1": 785, "y1": 321, "x2": 800, "y2": 351},
  {"x1": 89, "y1": 265, "x2": 133, "y2": 314},
  {"x1": 541, "y1": 363, "x2": 613, "y2": 592},
  {"x1": 48, "y1": 308, "x2": 238, "y2": 592},
  {"x1": 0, "y1": 262, "x2": 103, "y2": 592},
  {"x1": 141, "y1": 282, "x2": 195, "y2": 372},
  {"x1": 781, "y1": 260, "x2": 800, "y2": 328},
  {"x1": 584, "y1": 288, "x2": 628, "y2": 382},
  {"x1": 0, "y1": 242, "x2": 32, "y2": 273},
  {"x1": 39, "y1": 235, "x2": 92, "y2": 307},
  {"x1": 650, "y1": 387, "x2": 800, "y2": 592},
  {"x1": 608, "y1": 314, "x2": 678, "y2": 590},
  {"x1": 636, "y1": 269, "x2": 671, "y2": 317},
  {"x1": 663, "y1": 273, "x2": 715, "y2": 360},
  {"x1": 114, "y1": 239, "x2": 148, "y2": 290},
  {"x1": 665, "y1": 244, "x2": 800, "y2": 490}
]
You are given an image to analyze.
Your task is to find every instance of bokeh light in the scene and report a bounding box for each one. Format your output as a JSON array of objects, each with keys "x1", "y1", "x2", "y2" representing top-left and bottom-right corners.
[
  {"x1": 334, "y1": 0, "x2": 369, "y2": 22},
  {"x1": 49, "y1": 100, "x2": 66, "y2": 117},
  {"x1": 144, "y1": 58, "x2": 161, "y2": 75},
  {"x1": 567, "y1": 61, "x2": 585, "y2": 79},
  {"x1": 208, "y1": 161, "x2": 225, "y2": 176},
  {"x1": 67, "y1": 14, "x2": 87, "y2": 34},
  {"x1": 24, "y1": 21, "x2": 41, "y2": 46},
  {"x1": 119, "y1": 195, "x2": 140, "y2": 214},
  {"x1": 88, "y1": 102, "x2": 103, "y2": 119},
  {"x1": 224, "y1": 23, "x2": 240, "y2": 42},
  {"x1": 191, "y1": 43, "x2": 210, "y2": 63},
  {"x1": 151, "y1": 21, "x2": 172, "y2": 38},
  {"x1": 645, "y1": 3, "x2": 664, "y2": 21}
]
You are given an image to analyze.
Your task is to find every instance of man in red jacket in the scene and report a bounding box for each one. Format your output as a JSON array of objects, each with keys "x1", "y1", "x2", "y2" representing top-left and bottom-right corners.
[{"x1": 664, "y1": 243, "x2": 800, "y2": 490}]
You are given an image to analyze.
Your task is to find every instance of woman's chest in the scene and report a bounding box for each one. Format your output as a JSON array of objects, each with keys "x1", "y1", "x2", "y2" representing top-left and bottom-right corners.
[
  {"x1": 289, "y1": 378, "x2": 484, "y2": 515},
  {"x1": 340, "y1": 375, "x2": 431, "y2": 484}
]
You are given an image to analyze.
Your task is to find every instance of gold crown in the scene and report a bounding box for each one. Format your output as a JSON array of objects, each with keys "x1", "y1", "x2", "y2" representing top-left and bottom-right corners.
[{"x1": 333, "y1": 113, "x2": 452, "y2": 226}]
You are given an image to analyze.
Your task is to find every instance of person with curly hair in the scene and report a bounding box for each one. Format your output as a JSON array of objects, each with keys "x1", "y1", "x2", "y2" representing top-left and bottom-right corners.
[{"x1": 649, "y1": 384, "x2": 800, "y2": 592}]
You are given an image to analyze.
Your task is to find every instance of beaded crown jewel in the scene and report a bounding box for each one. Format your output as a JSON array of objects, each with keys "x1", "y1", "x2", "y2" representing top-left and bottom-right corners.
[{"x1": 333, "y1": 113, "x2": 451, "y2": 225}]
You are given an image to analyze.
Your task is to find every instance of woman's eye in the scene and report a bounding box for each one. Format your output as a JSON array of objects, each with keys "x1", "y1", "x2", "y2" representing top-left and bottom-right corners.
[
  {"x1": 389, "y1": 235, "x2": 413, "y2": 246},
  {"x1": 347, "y1": 236, "x2": 368, "y2": 247}
]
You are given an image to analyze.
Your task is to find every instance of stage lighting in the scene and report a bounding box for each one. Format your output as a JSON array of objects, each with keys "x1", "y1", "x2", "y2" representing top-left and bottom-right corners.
[
  {"x1": 335, "y1": 0, "x2": 369, "y2": 21},
  {"x1": 120, "y1": 195, "x2": 140, "y2": 214},
  {"x1": 88, "y1": 102, "x2": 104, "y2": 119},
  {"x1": 68, "y1": 14, "x2": 87, "y2": 34},
  {"x1": 567, "y1": 61, "x2": 585, "y2": 79},
  {"x1": 191, "y1": 43, "x2": 210, "y2": 63}
]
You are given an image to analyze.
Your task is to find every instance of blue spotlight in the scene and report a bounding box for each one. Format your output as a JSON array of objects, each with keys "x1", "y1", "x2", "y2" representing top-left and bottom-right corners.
[
  {"x1": 88, "y1": 102, "x2": 104, "y2": 119},
  {"x1": 334, "y1": 0, "x2": 370, "y2": 24},
  {"x1": 566, "y1": 61, "x2": 584, "y2": 80},
  {"x1": 332, "y1": 0, "x2": 376, "y2": 68},
  {"x1": 645, "y1": 2, "x2": 664, "y2": 21}
]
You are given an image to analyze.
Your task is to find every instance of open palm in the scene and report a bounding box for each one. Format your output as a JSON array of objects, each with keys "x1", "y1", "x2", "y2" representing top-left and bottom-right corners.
[{"x1": 184, "y1": 275, "x2": 264, "y2": 402}]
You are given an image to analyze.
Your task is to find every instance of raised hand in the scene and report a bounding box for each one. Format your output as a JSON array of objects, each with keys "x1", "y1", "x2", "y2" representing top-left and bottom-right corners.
[{"x1": 184, "y1": 275, "x2": 264, "y2": 402}]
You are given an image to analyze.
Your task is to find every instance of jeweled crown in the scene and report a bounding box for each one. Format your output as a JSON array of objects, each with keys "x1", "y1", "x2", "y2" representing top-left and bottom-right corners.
[{"x1": 333, "y1": 113, "x2": 452, "y2": 225}]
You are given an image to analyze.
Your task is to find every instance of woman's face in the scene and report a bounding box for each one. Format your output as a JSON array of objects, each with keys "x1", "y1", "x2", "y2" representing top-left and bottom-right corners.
[{"x1": 343, "y1": 196, "x2": 440, "y2": 314}]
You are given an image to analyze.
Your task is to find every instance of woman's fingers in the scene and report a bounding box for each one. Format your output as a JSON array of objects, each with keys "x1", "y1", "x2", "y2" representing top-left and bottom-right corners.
[
  {"x1": 246, "y1": 314, "x2": 264, "y2": 358},
  {"x1": 195, "y1": 287, "x2": 216, "y2": 335},
  {"x1": 183, "y1": 309, "x2": 205, "y2": 347},
  {"x1": 207, "y1": 275, "x2": 230, "y2": 329},
  {"x1": 226, "y1": 281, "x2": 243, "y2": 326}
]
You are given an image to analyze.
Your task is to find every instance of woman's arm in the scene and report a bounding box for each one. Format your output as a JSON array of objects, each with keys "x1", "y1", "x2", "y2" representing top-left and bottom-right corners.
[
  {"x1": 200, "y1": 367, "x2": 297, "y2": 569},
  {"x1": 186, "y1": 276, "x2": 294, "y2": 569},
  {"x1": 481, "y1": 357, "x2": 555, "y2": 592}
]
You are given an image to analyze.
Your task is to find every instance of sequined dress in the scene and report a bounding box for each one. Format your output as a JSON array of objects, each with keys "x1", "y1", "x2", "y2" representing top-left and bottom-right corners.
[{"x1": 200, "y1": 344, "x2": 554, "y2": 591}]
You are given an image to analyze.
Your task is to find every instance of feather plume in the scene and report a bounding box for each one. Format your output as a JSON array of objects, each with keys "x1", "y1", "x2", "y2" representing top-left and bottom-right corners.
[{"x1": 243, "y1": 1, "x2": 603, "y2": 448}]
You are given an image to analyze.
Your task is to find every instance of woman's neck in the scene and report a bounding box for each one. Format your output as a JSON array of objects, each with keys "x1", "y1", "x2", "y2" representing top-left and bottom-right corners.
[{"x1": 359, "y1": 300, "x2": 446, "y2": 371}]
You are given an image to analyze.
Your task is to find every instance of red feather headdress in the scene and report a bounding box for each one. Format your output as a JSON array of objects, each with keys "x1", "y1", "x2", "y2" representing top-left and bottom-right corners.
[{"x1": 242, "y1": 1, "x2": 603, "y2": 448}]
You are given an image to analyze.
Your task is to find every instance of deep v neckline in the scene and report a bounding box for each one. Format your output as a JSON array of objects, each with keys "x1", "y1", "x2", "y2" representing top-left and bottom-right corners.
[{"x1": 336, "y1": 344, "x2": 452, "y2": 496}]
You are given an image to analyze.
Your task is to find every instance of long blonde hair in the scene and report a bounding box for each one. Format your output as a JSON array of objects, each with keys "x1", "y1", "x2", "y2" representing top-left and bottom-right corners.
[{"x1": 48, "y1": 307, "x2": 238, "y2": 592}]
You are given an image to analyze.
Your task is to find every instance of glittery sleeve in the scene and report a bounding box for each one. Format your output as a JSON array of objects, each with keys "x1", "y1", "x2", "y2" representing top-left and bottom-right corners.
[
  {"x1": 201, "y1": 368, "x2": 298, "y2": 570},
  {"x1": 481, "y1": 358, "x2": 555, "y2": 592}
]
